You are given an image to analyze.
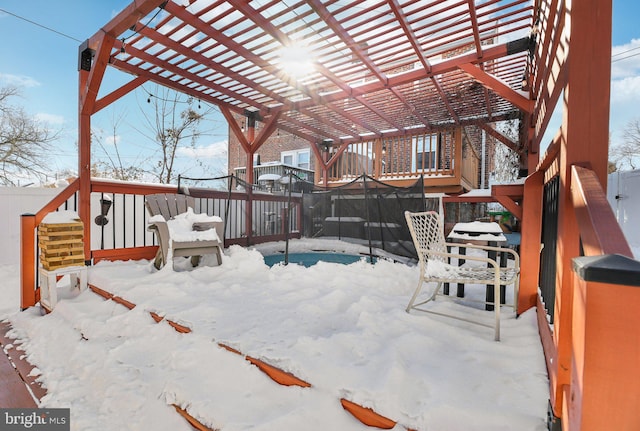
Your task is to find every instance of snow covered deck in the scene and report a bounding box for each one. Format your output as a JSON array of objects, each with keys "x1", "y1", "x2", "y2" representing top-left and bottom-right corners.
[{"x1": 1, "y1": 240, "x2": 548, "y2": 430}]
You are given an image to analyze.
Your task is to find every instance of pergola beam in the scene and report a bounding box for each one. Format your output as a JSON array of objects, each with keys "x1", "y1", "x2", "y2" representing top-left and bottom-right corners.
[
  {"x1": 475, "y1": 122, "x2": 522, "y2": 154},
  {"x1": 293, "y1": 38, "x2": 531, "y2": 113},
  {"x1": 93, "y1": 76, "x2": 147, "y2": 115},
  {"x1": 94, "y1": 0, "x2": 165, "y2": 42},
  {"x1": 458, "y1": 63, "x2": 534, "y2": 113},
  {"x1": 109, "y1": 57, "x2": 247, "y2": 118},
  {"x1": 220, "y1": 107, "x2": 251, "y2": 154}
]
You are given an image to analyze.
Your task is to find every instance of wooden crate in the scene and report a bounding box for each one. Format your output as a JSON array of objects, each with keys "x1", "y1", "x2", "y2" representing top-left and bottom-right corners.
[{"x1": 38, "y1": 222, "x2": 85, "y2": 270}]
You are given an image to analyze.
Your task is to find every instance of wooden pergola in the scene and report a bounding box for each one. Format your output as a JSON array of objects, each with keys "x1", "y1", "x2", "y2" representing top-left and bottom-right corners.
[
  {"x1": 20, "y1": 0, "x2": 638, "y2": 429},
  {"x1": 78, "y1": 0, "x2": 535, "y2": 187}
]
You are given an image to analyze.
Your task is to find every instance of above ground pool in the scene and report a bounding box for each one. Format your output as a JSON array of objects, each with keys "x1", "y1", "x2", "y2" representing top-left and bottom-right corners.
[{"x1": 263, "y1": 252, "x2": 371, "y2": 267}]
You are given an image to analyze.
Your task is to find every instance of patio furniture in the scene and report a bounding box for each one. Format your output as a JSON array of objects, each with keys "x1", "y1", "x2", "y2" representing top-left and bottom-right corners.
[
  {"x1": 39, "y1": 265, "x2": 87, "y2": 312},
  {"x1": 447, "y1": 221, "x2": 508, "y2": 309},
  {"x1": 145, "y1": 193, "x2": 224, "y2": 270},
  {"x1": 404, "y1": 211, "x2": 520, "y2": 341}
]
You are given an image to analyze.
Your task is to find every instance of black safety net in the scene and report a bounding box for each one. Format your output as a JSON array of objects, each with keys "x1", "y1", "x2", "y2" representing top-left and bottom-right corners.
[
  {"x1": 304, "y1": 175, "x2": 440, "y2": 261},
  {"x1": 177, "y1": 173, "x2": 441, "y2": 263}
]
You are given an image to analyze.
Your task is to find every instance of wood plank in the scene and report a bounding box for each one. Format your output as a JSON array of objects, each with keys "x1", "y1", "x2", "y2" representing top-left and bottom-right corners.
[
  {"x1": 571, "y1": 165, "x2": 633, "y2": 257},
  {"x1": 39, "y1": 222, "x2": 83, "y2": 230},
  {"x1": 0, "y1": 321, "x2": 46, "y2": 404},
  {"x1": 0, "y1": 348, "x2": 38, "y2": 408},
  {"x1": 41, "y1": 259, "x2": 86, "y2": 270},
  {"x1": 40, "y1": 235, "x2": 84, "y2": 242}
]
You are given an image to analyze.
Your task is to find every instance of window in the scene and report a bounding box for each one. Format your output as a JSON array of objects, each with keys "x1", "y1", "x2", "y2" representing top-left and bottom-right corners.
[
  {"x1": 297, "y1": 151, "x2": 310, "y2": 169},
  {"x1": 412, "y1": 133, "x2": 439, "y2": 172},
  {"x1": 281, "y1": 149, "x2": 310, "y2": 169}
]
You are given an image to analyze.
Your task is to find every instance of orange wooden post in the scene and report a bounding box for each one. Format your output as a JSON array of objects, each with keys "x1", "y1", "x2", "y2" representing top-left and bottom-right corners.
[
  {"x1": 569, "y1": 255, "x2": 640, "y2": 431},
  {"x1": 78, "y1": 111, "x2": 92, "y2": 264},
  {"x1": 245, "y1": 150, "x2": 254, "y2": 245},
  {"x1": 20, "y1": 214, "x2": 37, "y2": 310},
  {"x1": 518, "y1": 170, "x2": 543, "y2": 313},
  {"x1": 552, "y1": 0, "x2": 613, "y2": 422}
]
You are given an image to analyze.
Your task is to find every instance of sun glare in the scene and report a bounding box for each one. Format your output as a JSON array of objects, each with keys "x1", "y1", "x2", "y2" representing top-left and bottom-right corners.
[{"x1": 277, "y1": 42, "x2": 315, "y2": 78}]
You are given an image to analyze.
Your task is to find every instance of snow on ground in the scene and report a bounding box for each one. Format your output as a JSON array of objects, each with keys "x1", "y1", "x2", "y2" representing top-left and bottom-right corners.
[{"x1": 0, "y1": 239, "x2": 549, "y2": 431}]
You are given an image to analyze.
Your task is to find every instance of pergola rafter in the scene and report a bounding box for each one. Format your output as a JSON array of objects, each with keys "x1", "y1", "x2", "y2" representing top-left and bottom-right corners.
[{"x1": 83, "y1": 0, "x2": 534, "y2": 145}]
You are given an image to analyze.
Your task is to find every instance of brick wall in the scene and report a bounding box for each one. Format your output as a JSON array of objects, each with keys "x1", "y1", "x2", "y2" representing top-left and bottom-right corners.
[{"x1": 227, "y1": 112, "x2": 315, "y2": 172}]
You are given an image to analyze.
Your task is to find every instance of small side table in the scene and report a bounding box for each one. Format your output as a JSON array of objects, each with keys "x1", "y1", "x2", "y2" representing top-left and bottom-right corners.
[
  {"x1": 446, "y1": 222, "x2": 507, "y2": 310},
  {"x1": 39, "y1": 266, "x2": 88, "y2": 312}
]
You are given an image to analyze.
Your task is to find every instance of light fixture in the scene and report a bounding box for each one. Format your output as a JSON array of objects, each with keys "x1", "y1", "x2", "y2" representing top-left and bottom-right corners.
[
  {"x1": 120, "y1": 38, "x2": 126, "y2": 53},
  {"x1": 94, "y1": 197, "x2": 113, "y2": 226},
  {"x1": 78, "y1": 40, "x2": 95, "y2": 72},
  {"x1": 321, "y1": 139, "x2": 333, "y2": 152},
  {"x1": 382, "y1": 144, "x2": 387, "y2": 155}
]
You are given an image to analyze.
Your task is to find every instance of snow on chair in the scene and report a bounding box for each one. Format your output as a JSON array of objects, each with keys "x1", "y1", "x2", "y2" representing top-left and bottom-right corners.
[
  {"x1": 145, "y1": 193, "x2": 224, "y2": 270},
  {"x1": 404, "y1": 211, "x2": 520, "y2": 341}
]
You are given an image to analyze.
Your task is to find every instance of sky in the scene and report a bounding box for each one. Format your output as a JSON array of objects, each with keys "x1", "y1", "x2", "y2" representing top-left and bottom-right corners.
[
  {"x1": 0, "y1": 0, "x2": 230, "y2": 184},
  {"x1": 0, "y1": 237, "x2": 549, "y2": 430},
  {"x1": 0, "y1": 0, "x2": 639, "y2": 182}
]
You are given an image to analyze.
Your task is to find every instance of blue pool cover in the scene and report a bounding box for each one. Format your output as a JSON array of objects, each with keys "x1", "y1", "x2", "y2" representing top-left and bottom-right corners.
[{"x1": 263, "y1": 252, "x2": 369, "y2": 267}]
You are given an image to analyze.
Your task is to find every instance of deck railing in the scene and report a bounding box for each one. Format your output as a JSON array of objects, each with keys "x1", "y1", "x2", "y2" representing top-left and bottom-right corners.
[
  {"x1": 234, "y1": 163, "x2": 314, "y2": 192},
  {"x1": 20, "y1": 178, "x2": 302, "y2": 309},
  {"x1": 562, "y1": 165, "x2": 639, "y2": 430},
  {"x1": 327, "y1": 131, "x2": 457, "y2": 183},
  {"x1": 539, "y1": 175, "x2": 559, "y2": 323},
  {"x1": 525, "y1": 148, "x2": 640, "y2": 430}
]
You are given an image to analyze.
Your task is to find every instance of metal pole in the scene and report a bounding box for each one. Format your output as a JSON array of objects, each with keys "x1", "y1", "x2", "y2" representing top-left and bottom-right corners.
[{"x1": 284, "y1": 171, "x2": 292, "y2": 265}]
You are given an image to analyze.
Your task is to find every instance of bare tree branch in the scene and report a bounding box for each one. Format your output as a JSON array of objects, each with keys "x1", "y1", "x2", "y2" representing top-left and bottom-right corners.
[
  {"x1": 132, "y1": 85, "x2": 218, "y2": 184},
  {"x1": 0, "y1": 85, "x2": 59, "y2": 185},
  {"x1": 611, "y1": 118, "x2": 640, "y2": 170}
]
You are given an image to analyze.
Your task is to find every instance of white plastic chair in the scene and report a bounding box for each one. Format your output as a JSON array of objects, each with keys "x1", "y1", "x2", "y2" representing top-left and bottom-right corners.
[
  {"x1": 404, "y1": 211, "x2": 520, "y2": 341},
  {"x1": 146, "y1": 193, "x2": 224, "y2": 270}
]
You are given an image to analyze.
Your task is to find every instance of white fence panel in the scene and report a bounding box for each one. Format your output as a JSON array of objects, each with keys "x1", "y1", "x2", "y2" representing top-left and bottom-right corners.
[
  {"x1": 608, "y1": 169, "x2": 640, "y2": 257},
  {"x1": 0, "y1": 188, "x2": 60, "y2": 265}
]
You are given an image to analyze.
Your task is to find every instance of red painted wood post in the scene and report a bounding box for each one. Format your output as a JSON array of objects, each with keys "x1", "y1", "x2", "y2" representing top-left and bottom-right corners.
[
  {"x1": 569, "y1": 256, "x2": 640, "y2": 430},
  {"x1": 552, "y1": 0, "x2": 613, "y2": 422},
  {"x1": 518, "y1": 170, "x2": 544, "y2": 313},
  {"x1": 20, "y1": 214, "x2": 37, "y2": 310}
]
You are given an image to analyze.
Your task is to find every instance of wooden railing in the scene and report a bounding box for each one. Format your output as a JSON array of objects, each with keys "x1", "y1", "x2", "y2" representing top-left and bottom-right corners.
[
  {"x1": 562, "y1": 165, "x2": 638, "y2": 431},
  {"x1": 234, "y1": 163, "x2": 314, "y2": 192},
  {"x1": 327, "y1": 131, "x2": 458, "y2": 184},
  {"x1": 539, "y1": 174, "x2": 559, "y2": 322},
  {"x1": 20, "y1": 178, "x2": 302, "y2": 310},
  {"x1": 20, "y1": 179, "x2": 82, "y2": 309},
  {"x1": 527, "y1": 159, "x2": 640, "y2": 431}
]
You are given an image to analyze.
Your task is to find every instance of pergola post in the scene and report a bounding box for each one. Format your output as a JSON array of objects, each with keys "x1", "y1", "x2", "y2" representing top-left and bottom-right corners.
[
  {"x1": 518, "y1": 170, "x2": 543, "y2": 313},
  {"x1": 78, "y1": 46, "x2": 92, "y2": 264},
  {"x1": 78, "y1": 110, "x2": 92, "y2": 264},
  {"x1": 78, "y1": 33, "x2": 115, "y2": 263},
  {"x1": 551, "y1": 0, "x2": 613, "y2": 422},
  {"x1": 20, "y1": 214, "x2": 37, "y2": 309}
]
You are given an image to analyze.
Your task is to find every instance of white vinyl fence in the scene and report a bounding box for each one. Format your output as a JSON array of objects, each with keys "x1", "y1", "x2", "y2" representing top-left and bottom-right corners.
[
  {"x1": 607, "y1": 169, "x2": 640, "y2": 257},
  {"x1": 0, "y1": 187, "x2": 61, "y2": 265}
]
